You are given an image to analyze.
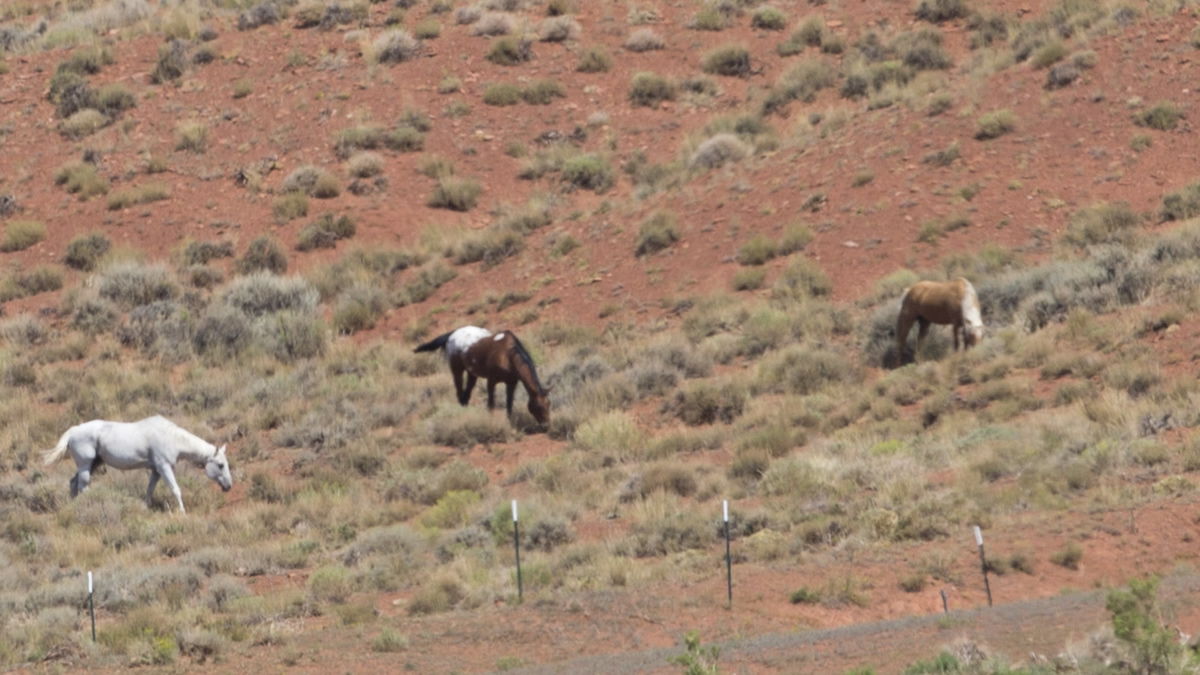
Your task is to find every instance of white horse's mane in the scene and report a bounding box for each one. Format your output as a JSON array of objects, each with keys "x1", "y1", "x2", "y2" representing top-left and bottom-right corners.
[{"x1": 142, "y1": 415, "x2": 217, "y2": 462}]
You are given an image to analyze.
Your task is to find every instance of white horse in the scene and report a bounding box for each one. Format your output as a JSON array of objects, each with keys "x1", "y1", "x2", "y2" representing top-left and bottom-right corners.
[{"x1": 43, "y1": 415, "x2": 232, "y2": 515}]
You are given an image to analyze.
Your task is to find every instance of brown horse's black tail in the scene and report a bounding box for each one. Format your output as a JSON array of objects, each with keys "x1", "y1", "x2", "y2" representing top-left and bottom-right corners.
[{"x1": 413, "y1": 331, "x2": 454, "y2": 354}]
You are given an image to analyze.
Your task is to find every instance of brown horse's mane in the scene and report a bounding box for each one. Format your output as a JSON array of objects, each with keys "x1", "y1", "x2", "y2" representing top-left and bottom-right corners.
[{"x1": 509, "y1": 334, "x2": 547, "y2": 395}]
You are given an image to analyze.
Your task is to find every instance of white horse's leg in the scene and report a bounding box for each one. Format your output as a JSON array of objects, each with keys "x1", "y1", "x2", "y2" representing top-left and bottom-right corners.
[
  {"x1": 73, "y1": 468, "x2": 92, "y2": 495},
  {"x1": 146, "y1": 469, "x2": 160, "y2": 509},
  {"x1": 156, "y1": 463, "x2": 186, "y2": 515}
]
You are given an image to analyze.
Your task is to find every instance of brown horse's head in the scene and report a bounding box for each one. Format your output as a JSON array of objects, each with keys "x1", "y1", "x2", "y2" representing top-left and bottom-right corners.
[{"x1": 527, "y1": 387, "x2": 552, "y2": 425}]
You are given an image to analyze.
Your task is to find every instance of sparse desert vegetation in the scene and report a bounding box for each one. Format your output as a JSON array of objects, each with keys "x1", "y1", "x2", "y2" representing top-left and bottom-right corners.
[{"x1": 2, "y1": 0, "x2": 1200, "y2": 673}]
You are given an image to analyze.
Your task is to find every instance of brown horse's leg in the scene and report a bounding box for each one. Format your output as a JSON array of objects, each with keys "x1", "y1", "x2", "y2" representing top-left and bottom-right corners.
[
  {"x1": 486, "y1": 379, "x2": 497, "y2": 411},
  {"x1": 451, "y1": 363, "x2": 468, "y2": 405},
  {"x1": 463, "y1": 373, "x2": 478, "y2": 405},
  {"x1": 953, "y1": 324, "x2": 962, "y2": 351},
  {"x1": 505, "y1": 381, "x2": 516, "y2": 418}
]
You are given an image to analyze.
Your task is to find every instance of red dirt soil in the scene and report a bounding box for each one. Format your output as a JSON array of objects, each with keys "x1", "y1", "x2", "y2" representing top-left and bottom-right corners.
[{"x1": 8, "y1": 0, "x2": 1200, "y2": 672}]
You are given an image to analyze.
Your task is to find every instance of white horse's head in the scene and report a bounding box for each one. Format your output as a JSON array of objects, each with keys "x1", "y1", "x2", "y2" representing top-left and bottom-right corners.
[{"x1": 205, "y1": 445, "x2": 233, "y2": 492}]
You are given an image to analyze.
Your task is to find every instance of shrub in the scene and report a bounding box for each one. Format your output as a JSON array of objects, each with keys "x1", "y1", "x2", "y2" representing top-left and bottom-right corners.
[
  {"x1": 64, "y1": 232, "x2": 112, "y2": 271},
  {"x1": 539, "y1": 16, "x2": 579, "y2": 42},
  {"x1": 732, "y1": 268, "x2": 766, "y2": 291},
  {"x1": 236, "y1": 237, "x2": 289, "y2": 275},
  {"x1": 976, "y1": 109, "x2": 1016, "y2": 139},
  {"x1": 1134, "y1": 102, "x2": 1184, "y2": 131},
  {"x1": 625, "y1": 28, "x2": 664, "y2": 52},
  {"x1": 175, "y1": 121, "x2": 208, "y2": 153},
  {"x1": 1031, "y1": 39, "x2": 1068, "y2": 68},
  {"x1": 892, "y1": 28, "x2": 952, "y2": 70},
  {"x1": 48, "y1": 71, "x2": 96, "y2": 119},
  {"x1": 372, "y1": 29, "x2": 422, "y2": 64},
  {"x1": 347, "y1": 152, "x2": 384, "y2": 178},
  {"x1": 629, "y1": 72, "x2": 676, "y2": 107},
  {"x1": 761, "y1": 59, "x2": 835, "y2": 115},
  {"x1": 790, "y1": 586, "x2": 821, "y2": 604},
  {"x1": 483, "y1": 82, "x2": 521, "y2": 106},
  {"x1": 486, "y1": 36, "x2": 533, "y2": 66},
  {"x1": 60, "y1": 108, "x2": 108, "y2": 139},
  {"x1": 334, "y1": 125, "x2": 385, "y2": 159},
  {"x1": 372, "y1": 627, "x2": 408, "y2": 653},
  {"x1": 332, "y1": 284, "x2": 385, "y2": 334},
  {"x1": 561, "y1": 154, "x2": 614, "y2": 192},
  {"x1": 1063, "y1": 202, "x2": 1140, "y2": 247},
  {"x1": 691, "y1": 7, "x2": 728, "y2": 31},
  {"x1": 414, "y1": 18, "x2": 441, "y2": 39},
  {"x1": 751, "y1": 7, "x2": 787, "y2": 30},
  {"x1": 308, "y1": 566, "x2": 352, "y2": 604},
  {"x1": 107, "y1": 183, "x2": 170, "y2": 210},
  {"x1": 418, "y1": 156, "x2": 455, "y2": 179},
  {"x1": 521, "y1": 79, "x2": 566, "y2": 105},
  {"x1": 779, "y1": 224, "x2": 813, "y2": 254},
  {"x1": 238, "y1": 2, "x2": 279, "y2": 30},
  {"x1": 273, "y1": 192, "x2": 309, "y2": 223},
  {"x1": 689, "y1": 133, "x2": 750, "y2": 169},
  {"x1": 471, "y1": 11, "x2": 514, "y2": 35},
  {"x1": 773, "y1": 258, "x2": 832, "y2": 300},
  {"x1": 232, "y1": 78, "x2": 253, "y2": 99},
  {"x1": 1050, "y1": 542, "x2": 1083, "y2": 569},
  {"x1": 577, "y1": 45, "x2": 612, "y2": 72},
  {"x1": 737, "y1": 235, "x2": 778, "y2": 266},
  {"x1": 1160, "y1": 183, "x2": 1200, "y2": 221},
  {"x1": 98, "y1": 262, "x2": 179, "y2": 309},
  {"x1": 297, "y1": 213, "x2": 356, "y2": 251},
  {"x1": 922, "y1": 141, "x2": 960, "y2": 166},
  {"x1": 701, "y1": 45, "x2": 752, "y2": 77},
  {"x1": 428, "y1": 177, "x2": 482, "y2": 211},
  {"x1": 636, "y1": 211, "x2": 679, "y2": 256},
  {"x1": 150, "y1": 39, "x2": 189, "y2": 84},
  {"x1": 55, "y1": 161, "x2": 109, "y2": 199},
  {"x1": 915, "y1": 0, "x2": 967, "y2": 23},
  {"x1": 1, "y1": 220, "x2": 45, "y2": 252},
  {"x1": 0, "y1": 265, "x2": 60, "y2": 301},
  {"x1": 95, "y1": 83, "x2": 136, "y2": 116}
]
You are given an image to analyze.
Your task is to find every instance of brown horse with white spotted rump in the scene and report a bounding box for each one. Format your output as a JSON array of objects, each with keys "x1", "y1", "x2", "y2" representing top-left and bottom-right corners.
[{"x1": 414, "y1": 326, "x2": 551, "y2": 425}]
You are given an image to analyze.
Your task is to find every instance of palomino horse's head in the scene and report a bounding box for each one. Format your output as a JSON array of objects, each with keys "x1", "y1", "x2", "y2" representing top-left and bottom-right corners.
[
  {"x1": 964, "y1": 322, "x2": 984, "y2": 348},
  {"x1": 205, "y1": 445, "x2": 233, "y2": 492},
  {"x1": 527, "y1": 387, "x2": 552, "y2": 426}
]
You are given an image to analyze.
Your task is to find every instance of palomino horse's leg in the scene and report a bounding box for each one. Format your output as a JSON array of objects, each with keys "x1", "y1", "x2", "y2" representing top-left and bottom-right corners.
[
  {"x1": 896, "y1": 314, "x2": 914, "y2": 363},
  {"x1": 146, "y1": 469, "x2": 160, "y2": 509},
  {"x1": 156, "y1": 463, "x2": 186, "y2": 515},
  {"x1": 915, "y1": 319, "x2": 930, "y2": 360}
]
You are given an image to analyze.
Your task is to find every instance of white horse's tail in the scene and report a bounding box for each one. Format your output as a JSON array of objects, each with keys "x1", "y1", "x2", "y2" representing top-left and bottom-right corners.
[{"x1": 42, "y1": 428, "x2": 74, "y2": 465}]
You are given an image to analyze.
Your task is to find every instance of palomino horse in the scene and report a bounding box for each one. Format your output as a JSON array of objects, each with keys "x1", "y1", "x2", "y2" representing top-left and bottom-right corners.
[
  {"x1": 414, "y1": 326, "x2": 551, "y2": 425},
  {"x1": 896, "y1": 277, "x2": 983, "y2": 362},
  {"x1": 43, "y1": 415, "x2": 232, "y2": 514}
]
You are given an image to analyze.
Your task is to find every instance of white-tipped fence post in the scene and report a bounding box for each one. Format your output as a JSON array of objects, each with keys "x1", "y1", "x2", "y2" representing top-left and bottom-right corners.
[
  {"x1": 512, "y1": 500, "x2": 522, "y2": 604},
  {"x1": 723, "y1": 500, "x2": 732, "y2": 608},
  {"x1": 974, "y1": 526, "x2": 992, "y2": 607},
  {"x1": 88, "y1": 571, "x2": 96, "y2": 642}
]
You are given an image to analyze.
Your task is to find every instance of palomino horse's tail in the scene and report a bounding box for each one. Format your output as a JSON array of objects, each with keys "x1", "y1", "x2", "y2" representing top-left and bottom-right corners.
[
  {"x1": 42, "y1": 427, "x2": 75, "y2": 465},
  {"x1": 413, "y1": 331, "x2": 454, "y2": 354}
]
